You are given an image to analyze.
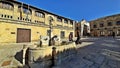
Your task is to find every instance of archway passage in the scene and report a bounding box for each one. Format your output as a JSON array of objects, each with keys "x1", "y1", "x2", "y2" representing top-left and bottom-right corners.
[{"x1": 80, "y1": 20, "x2": 90, "y2": 37}]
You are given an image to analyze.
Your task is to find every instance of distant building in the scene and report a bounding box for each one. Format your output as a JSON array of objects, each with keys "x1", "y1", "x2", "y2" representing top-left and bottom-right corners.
[
  {"x1": 0, "y1": 0, "x2": 75, "y2": 43},
  {"x1": 75, "y1": 21, "x2": 88, "y2": 37},
  {"x1": 90, "y1": 14, "x2": 120, "y2": 37}
]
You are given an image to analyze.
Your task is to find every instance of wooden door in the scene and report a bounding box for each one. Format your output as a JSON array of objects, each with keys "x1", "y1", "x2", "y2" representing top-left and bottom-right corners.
[{"x1": 17, "y1": 28, "x2": 31, "y2": 43}]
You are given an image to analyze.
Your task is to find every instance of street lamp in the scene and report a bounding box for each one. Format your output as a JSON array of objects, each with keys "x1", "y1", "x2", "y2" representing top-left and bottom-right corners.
[{"x1": 48, "y1": 16, "x2": 54, "y2": 46}]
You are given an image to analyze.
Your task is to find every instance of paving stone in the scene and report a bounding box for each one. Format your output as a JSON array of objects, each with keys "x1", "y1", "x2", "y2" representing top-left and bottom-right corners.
[
  {"x1": 100, "y1": 64, "x2": 112, "y2": 68},
  {"x1": 52, "y1": 66, "x2": 61, "y2": 68},
  {"x1": 79, "y1": 63, "x2": 87, "y2": 68},
  {"x1": 81, "y1": 65, "x2": 90, "y2": 68},
  {"x1": 82, "y1": 59, "x2": 93, "y2": 66},
  {"x1": 117, "y1": 62, "x2": 120, "y2": 68},
  {"x1": 94, "y1": 56, "x2": 105, "y2": 65},
  {"x1": 90, "y1": 64, "x2": 99, "y2": 68},
  {"x1": 83, "y1": 54, "x2": 95, "y2": 61},
  {"x1": 107, "y1": 60, "x2": 117, "y2": 68}
]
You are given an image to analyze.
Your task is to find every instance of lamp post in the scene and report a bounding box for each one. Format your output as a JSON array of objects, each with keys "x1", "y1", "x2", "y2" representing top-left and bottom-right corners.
[{"x1": 48, "y1": 16, "x2": 54, "y2": 46}]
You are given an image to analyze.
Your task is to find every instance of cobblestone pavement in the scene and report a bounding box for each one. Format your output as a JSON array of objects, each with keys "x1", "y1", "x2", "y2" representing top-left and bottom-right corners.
[{"x1": 58, "y1": 37, "x2": 120, "y2": 68}]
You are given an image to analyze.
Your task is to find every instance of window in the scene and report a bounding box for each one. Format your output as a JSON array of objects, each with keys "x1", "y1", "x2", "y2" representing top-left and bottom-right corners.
[
  {"x1": 76, "y1": 27, "x2": 79, "y2": 30},
  {"x1": 64, "y1": 19, "x2": 68, "y2": 24},
  {"x1": 35, "y1": 20, "x2": 44, "y2": 24},
  {"x1": 23, "y1": 7, "x2": 31, "y2": 14},
  {"x1": 100, "y1": 31, "x2": 105, "y2": 36},
  {"x1": 35, "y1": 11, "x2": 45, "y2": 18},
  {"x1": 18, "y1": 6, "x2": 21, "y2": 12},
  {"x1": 60, "y1": 31, "x2": 65, "y2": 38},
  {"x1": 57, "y1": 17, "x2": 62, "y2": 22},
  {"x1": 10, "y1": 16, "x2": 12, "y2": 19},
  {"x1": 108, "y1": 22, "x2": 112, "y2": 26},
  {"x1": 18, "y1": 6, "x2": 32, "y2": 15},
  {"x1": 108, "y1": 30, "x2": 113, "y2": 36},
  {"x1": 116, "y1": 21, "x2": 120, "y2": 25},
  {"x1": 70, "y1": 20, "x2": 73, "y2": 25},
  {"x1": 35, "y1": 20, "x2": 36, "y2": 23},
  {"x1": 0, "y1": 2, "x2": 14, "y2": 10},
  {"x1": 7, "y1": 15, "x2": 9, "y2": 18},
  {"x1": 70, "y1": 32, "x2": 73, "y2": 35},
  {"x1": 91, "y1": 29, "x2": 93, "y2": 31},
  {"x1": 18, "y1": 17, "x2": 19, "y2": 20},
  {"x1": 93, "y1": 24, "x2": 97, "y2": 28},
  {"x1": 0, "y1": 14, "x2": 12, "y2": 19},
  {"x1": 100, "y1": 23, "x2": 104, "y2": 27},
  {"x1": 1, "y1": 14, "x2": 3, "y2": 17},
  {"x1": 4, "y1": 15, "x2": 6, "y2": 18}
]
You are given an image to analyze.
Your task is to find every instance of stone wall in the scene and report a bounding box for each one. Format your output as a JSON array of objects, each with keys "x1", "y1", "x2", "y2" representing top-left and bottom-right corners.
[{"x1": 90, "y1": 14, "x2": 120, "y2": 37}]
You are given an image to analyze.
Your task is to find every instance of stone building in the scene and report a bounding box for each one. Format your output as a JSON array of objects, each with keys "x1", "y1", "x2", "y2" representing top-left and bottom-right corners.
[
  {"x1": 0, "y1": 0, "x2": 75, "y2": 43},
  {"x1": 90, "y1": 14, "x2": 120, "y2": 37},
  {"x1": 75, "y1": 21, "x2": 89, "y2": 37}
]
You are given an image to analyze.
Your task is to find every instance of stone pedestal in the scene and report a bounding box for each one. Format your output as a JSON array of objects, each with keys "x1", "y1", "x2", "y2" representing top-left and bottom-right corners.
[{"x1": 28, "y1": 42, "x2": 77, "y2": 68}]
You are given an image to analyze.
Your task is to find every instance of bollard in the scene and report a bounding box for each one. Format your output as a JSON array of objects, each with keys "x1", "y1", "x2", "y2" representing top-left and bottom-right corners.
[
  {"x1": 22, "y1": 45, "x2": 28, "y2": 65},
  {"x1": 51, "y1": 47, "x2": 57, "y2": 67},
  {"x1": 39, "y1": 40, "x2": 42, "y2": 47}
]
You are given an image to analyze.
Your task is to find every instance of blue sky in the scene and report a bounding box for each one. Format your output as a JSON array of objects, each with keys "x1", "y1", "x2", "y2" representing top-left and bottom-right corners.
[{"x1": 19, "y1": 0, "x2": 120, "y2": 21}]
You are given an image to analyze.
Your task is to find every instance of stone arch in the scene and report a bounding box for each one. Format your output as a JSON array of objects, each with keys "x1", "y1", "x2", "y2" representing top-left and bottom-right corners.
[
  {"x1": 35, "y1": 11, "x2": 45, "y2": 18},
  {"x1": 0, "y1": 1, "x2": 14, "y2": 10},
  {"x1": 18, "y1": 5, "x2": 32, "y2": 15}
]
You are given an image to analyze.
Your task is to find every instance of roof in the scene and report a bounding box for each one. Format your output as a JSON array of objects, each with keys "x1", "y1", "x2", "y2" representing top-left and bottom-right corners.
[{"x1": 90, "y1": 14, "x2": 120, "y2": 22}]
